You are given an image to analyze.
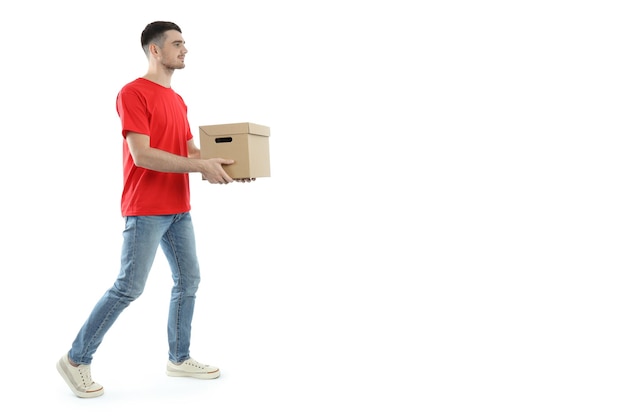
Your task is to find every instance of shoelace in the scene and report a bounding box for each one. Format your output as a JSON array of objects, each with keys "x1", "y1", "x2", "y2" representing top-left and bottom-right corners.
[
  {"x1": 183, "y1": 359, "x2": 210, "y2": 370},
  {"x1": 78, "y1": 366, "x2": 95, "y2": 387}
]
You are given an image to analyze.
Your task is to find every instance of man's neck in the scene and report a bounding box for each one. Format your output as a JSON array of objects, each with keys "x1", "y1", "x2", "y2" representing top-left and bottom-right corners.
[{"x1": 142, "y1": 69, "x2": 174, "y2": 88}]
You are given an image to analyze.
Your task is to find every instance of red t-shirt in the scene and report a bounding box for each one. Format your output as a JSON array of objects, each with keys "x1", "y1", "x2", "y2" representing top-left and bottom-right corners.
[{"x1": 116, "y1": 78, "x2": 193, "y2": 216}]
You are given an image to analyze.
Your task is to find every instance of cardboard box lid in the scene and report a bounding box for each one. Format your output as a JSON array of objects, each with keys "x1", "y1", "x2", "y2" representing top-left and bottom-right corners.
[{"x1": 199, "y1": 122, "x2": 270, "y2": 137}]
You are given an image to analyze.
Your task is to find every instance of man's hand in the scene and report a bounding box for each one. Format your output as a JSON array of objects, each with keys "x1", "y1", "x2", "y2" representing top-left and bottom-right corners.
[
  {"x1": 201, "y1": 158, "x2": 235, "y2": 184},
  {"x1": 235, "y1": 178, "x2": 256, "y2": 183}
]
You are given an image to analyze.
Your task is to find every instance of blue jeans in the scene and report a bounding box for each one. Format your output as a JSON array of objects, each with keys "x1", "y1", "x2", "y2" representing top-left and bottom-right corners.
[{"x1": 69, "y1": 212, "x2": 201, "y2": 365}]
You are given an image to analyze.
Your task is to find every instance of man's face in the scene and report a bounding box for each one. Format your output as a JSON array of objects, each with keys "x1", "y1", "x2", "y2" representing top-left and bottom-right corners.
[{"x1": 158, "y1": 30, "x2": 187, "y2": 70}]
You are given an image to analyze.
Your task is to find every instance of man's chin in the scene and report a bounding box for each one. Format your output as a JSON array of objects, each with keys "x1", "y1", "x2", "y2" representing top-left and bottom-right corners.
[{"x1": 166, "y1": 63, "x2": 185, "y2": 70}]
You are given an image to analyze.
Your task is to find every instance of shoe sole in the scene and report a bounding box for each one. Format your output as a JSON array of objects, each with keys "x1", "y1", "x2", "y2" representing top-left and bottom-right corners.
[
  {"x1": 56, "y1": 359, "x2": 104, "y2": 398},
  {"x1": 166, "y1": 369, "x2": 221, "y2": 379}
]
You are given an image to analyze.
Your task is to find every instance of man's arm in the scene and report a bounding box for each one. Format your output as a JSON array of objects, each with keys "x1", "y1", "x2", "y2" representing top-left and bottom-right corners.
[
  {"x1": 126, "y1": 132, "x2": 234, "y2": 184},
  {"x1": 187, "y1": 139, "x2": 202, "y2": 160}
]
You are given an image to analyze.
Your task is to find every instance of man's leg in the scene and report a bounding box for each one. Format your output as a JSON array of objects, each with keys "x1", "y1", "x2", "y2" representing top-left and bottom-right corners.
[
  {"x1": 160, "y1": 212, "x2": 202, "y2": 364},
  {"x1": 68, "y1": 216, "x2": 166, "y2": 364}
]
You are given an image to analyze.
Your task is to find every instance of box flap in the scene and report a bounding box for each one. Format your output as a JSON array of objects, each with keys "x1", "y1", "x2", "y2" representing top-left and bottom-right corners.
[{"x1": 199, "y1": 122, "x2": 270, "y2": 137}]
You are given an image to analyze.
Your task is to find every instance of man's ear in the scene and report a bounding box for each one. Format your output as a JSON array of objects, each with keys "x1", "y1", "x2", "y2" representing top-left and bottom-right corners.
[{"x1": 149, "y1": 43, "x2": 160, "y2": 57}]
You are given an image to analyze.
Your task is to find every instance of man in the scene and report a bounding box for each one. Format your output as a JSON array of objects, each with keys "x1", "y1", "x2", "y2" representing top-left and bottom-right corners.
[{"x1": 57, "y1": 21, "x2": 249, "y2": 398}]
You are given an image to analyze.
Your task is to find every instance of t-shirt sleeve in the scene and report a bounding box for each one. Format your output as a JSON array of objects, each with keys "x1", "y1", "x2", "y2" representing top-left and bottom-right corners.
[{"x1": 116, "y1": 88, "x2": 150, "y2": 139}]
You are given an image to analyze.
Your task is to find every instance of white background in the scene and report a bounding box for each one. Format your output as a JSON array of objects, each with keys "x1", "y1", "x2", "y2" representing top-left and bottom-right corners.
[{"x1": 1, "y1": 0, "x2": 625, "y2": 415}]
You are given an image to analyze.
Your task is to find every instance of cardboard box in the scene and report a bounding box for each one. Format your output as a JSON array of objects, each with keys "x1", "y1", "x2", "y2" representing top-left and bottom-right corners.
[{"x1": 199, "y1": 122, "x2": 271, "y2": 179}]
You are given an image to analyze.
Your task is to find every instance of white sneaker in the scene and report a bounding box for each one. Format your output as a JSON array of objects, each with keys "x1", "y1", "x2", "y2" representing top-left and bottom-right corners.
[
  {"x1": 166, "y1": 358, "x2": 220, "y2": 379},
  {"x1": 56, "y1": 354, "x2": 104, "y2": 398}
]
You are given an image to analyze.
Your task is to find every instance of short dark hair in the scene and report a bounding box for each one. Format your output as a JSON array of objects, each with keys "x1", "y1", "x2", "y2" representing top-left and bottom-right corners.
[{"x1": 141, "y1": 21, "x2": 182, "y2": 55}]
